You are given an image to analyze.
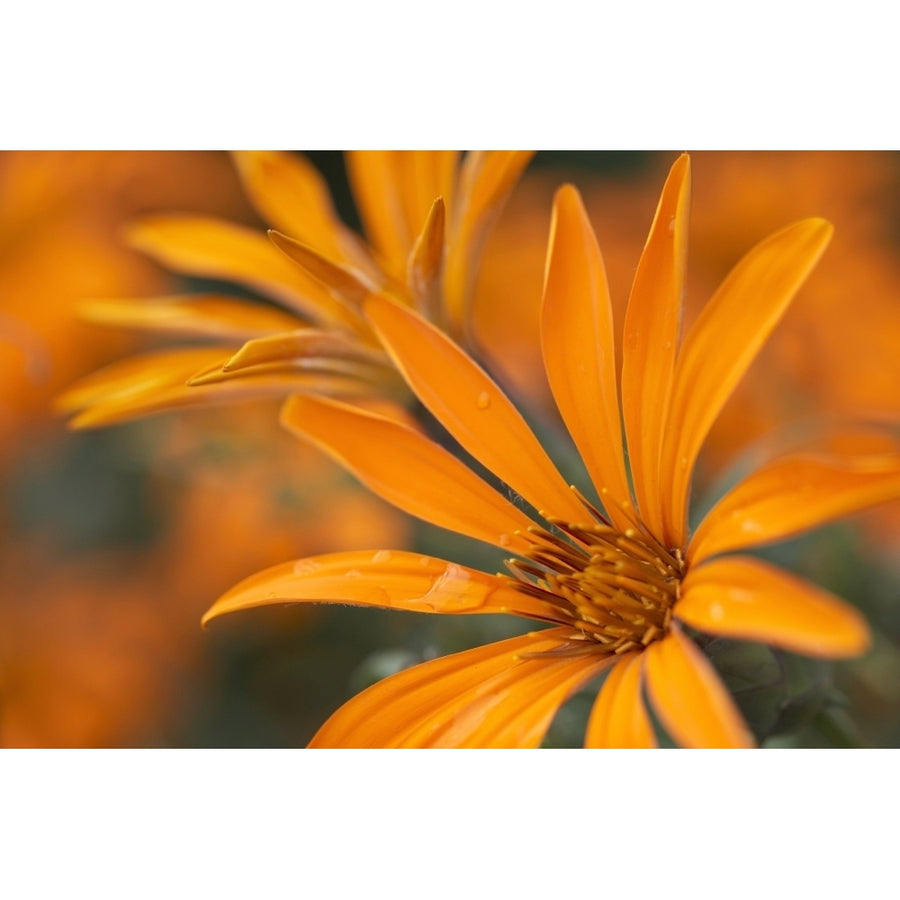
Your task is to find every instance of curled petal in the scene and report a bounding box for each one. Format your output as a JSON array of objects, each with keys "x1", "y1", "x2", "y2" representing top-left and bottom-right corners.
[
  {"x1": 268, "y1": 230, "x2": 385, "y2": 307},
  {"x1": 407, "y1": 198, "x2": 446, "y2": 322},
  {"x1": 365, "y1": 291, "x2": 589, "y2": 525},
  {"x1": 58, "y1": 347, "x2": 231, "y2": 424},
  {"x1": 220, "y1": 329, "x2": 390, "y2": 374},
  {"x1": 202, "y1": 552, "x2": 558, "y2": 626},
  {"x1": 346, "y1": 151, "x2": 458, "y2": 281},
  {"x1": 644, "y1": 625, "x2": 754, "y2": 748},
  {"x1": 310, "y1": 627, "x2": 612, "y2": 748},
  {"x1": 280, "y1": 394, "x2": 537, "y2": 552},
  {"x1": 58, "y1": 347, "x2": 372, "y2": 428},
  {"x1": 585, "y1": 653, "x2": 656, "y2": 748},
  {"x1": 690, "y1": 450, "x2": 900, "y2": 564},
  {"x1": 677, "y1": 556, "x2": 871, "y2": 658},
  {"x1": 661, "y1": 218, "x2": 833, "y2": 548}
]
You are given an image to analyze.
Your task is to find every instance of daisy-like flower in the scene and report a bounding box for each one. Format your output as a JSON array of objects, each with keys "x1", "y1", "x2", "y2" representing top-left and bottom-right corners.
[
  {"x1": 59, "y1": 151, "x2": 533, "y2": 428},
  {"x1": 202, "y1": 154, "x2": 900, "y2": 747}
]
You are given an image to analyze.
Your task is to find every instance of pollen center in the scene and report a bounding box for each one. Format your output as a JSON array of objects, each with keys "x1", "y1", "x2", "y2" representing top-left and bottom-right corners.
[{"x1": 505, "y1": 514, "x2": 684, "y2": 657}]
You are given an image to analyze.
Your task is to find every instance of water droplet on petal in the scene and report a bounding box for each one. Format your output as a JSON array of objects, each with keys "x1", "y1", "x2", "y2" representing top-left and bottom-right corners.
[
  {"x1": 476, "y1": 391, "x2": 490, "y2": 410},
  {"x1": 372, "y1": 550, "x2": 392, "y2": 563},
  {"x1": 345, "y1": 569, "x2": 362, "y2": 578}
]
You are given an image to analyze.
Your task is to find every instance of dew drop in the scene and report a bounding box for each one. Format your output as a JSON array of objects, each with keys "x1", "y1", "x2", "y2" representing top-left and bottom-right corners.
[
  {"x1": 345, "y1": 569, "x2": 362, "y2": 578},
  {"x1": 372, "y1": 550, "x2": 392, "y2": 563},
  {"x1": 476, "y1": 391, "x2": 491, "y2": 410}
]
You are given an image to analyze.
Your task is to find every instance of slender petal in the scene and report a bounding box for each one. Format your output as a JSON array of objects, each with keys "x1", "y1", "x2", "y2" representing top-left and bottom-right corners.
[
  {"x1": 443, "y1": 151, "x2": 535, "y2": 335},
  {"x1": 660, "y1": 218, "x2": 833, "y2": 547},
  {"x1": 405, "y1": 152, "x2": 458, "y2": 250},
  {"x1": 202, "y1": 552, "x2": 558, "y2": 627},
  {"x1": 220, "y1": 329, "x2": 390, "y2": 374},
  {"x1": 125, "y1": 215, "x2": 365, "y2": 332},
  {"x1": 643, "y1": 625, "x2": 754, "y2": 748},
  {"x1": 279, "y1": 394, "x2": 537, "y2": 552},
  {"x1": 58, "y1": 347, "x2": 352, "y2": 428},
  {"x1": 690, "y1": 450, "x2": 900, "y2": 564},
  {"x1": 541, "y1": 185, "x2": 632, "y2": 530},
  {"x1": 57, "y1": 346, "x2": 234, "y2": 414},
  {"x1": 365, "y1": 291, "x2": 589, "y2": 524},
  {"x1": 309, "y1": 628, "x2": 611, "y2": 748},
  {"x1": 80, "y1": 295, "x2": 304, "y2": 341},
  {"x1": 346, "y1": 151, "x2": 412, "y2": 279},
  {"x1": 187, "y1": 355, "x2": 389, "y2": 387},
  {"x1": 621, "y1": 154, "x2": 691, "y2": 537},
  {"x1": 677, "y1": 556, "x2": 871, "y2": 658},
  {"x1": 231, "y1": 150, "x2": 373, "y2": 272},
  {"x1": 584, "y1": 653, "x2": 657, "y2": 748},
  {"x1": 268, "y1": 230, "x2": 385, "y2": 307},
  {"x1": 346, "y1": 152, "x2": 458, "y2": 282},
  {"x1": 407, "y1": 198, "x2": 446, "y2": 322}
]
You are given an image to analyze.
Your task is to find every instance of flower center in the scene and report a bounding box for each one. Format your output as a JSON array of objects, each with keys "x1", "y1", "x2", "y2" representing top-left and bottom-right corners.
[{"x1": 505, "y1": 510, "x2": 684, "y2": 657}]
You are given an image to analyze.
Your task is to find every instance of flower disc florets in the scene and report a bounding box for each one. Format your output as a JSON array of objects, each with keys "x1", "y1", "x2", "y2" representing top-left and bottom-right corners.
[{"x1": 505, "y1": 498, "x2": 684, "y2": 658}]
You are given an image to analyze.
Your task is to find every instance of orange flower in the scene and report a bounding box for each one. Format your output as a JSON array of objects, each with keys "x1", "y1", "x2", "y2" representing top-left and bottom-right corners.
[
  {"x1": 59, "y1": 151, "x2": 533, "y2": 429},
  {"x1": 202, "y1": 154, "x2": 900, "y2": 747}
]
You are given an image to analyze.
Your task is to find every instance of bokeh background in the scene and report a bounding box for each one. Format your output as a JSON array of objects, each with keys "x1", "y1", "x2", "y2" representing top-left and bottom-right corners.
[{"x1": 2, "y1": 150, "x2": 899, "y2": 748}]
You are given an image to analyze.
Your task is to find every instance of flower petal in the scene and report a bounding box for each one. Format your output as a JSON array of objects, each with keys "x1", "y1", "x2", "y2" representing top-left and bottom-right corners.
[
  {"x1": 690, "y1": 450, "x2": 900, "y2": 564},
  {"x1": 202, "y1": 552, "x2": 559, "y2": 626},
  {"x1": 621, "y1": 154, "x2": 691, "y2": 537},
  {"x1": 584, "y1": 653, "x2": 656, "y2": 748},
  {"x1": 443, "y1": 151, "x2": 534, "y2": 335},
  {"x1": 268, "y1": 230, "x2": 386, "y2": 307},
  {"x1": 231, "y1": 150, "x2": 373, "y2": 271},
  {"x1": 125, "y1": 214, "x2": 365, "y2": 332},
  {"x1": 677, "y1": 556, "x2": 871, "y2": 658},
  {"x1": 365, "y1": 291, "x2": 589, "y2": 524},
  {"x1": 280, "y1": 394, "x2": 537, "y2": 552},
  {"x1": 309, "y1": 628, "x2": 611, "y2": 748},
  {"x1": 187, "y1": 355, "x2": 390, "y2": 388},
  {"x1": 58, "y1": 347, "x2": 233, "y2": 420},
  {"x1": 643, "y1": 625, "x2": 754, "y2": 748},
  {"x1": 660, "y1": 218, "x2": 833, "y2": 548},
  {"x1": 80, "y1": 294, "x2": 305, "y2": 341},
  {"x1": 220, "y1": 329, "x2": 390, "y2": 374},
  {"x1": 407, "y1": 198, "x2": 446, "y2": 322},
  {"x1": 541, "y1": 184, "x2": 632, "y2": 530},
  {"x1": 346, "y1": 151, "x2": 458, "y2": 281},
  {"x1": 58, "y1": 347, "x2": 369, "y2": 428}
]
